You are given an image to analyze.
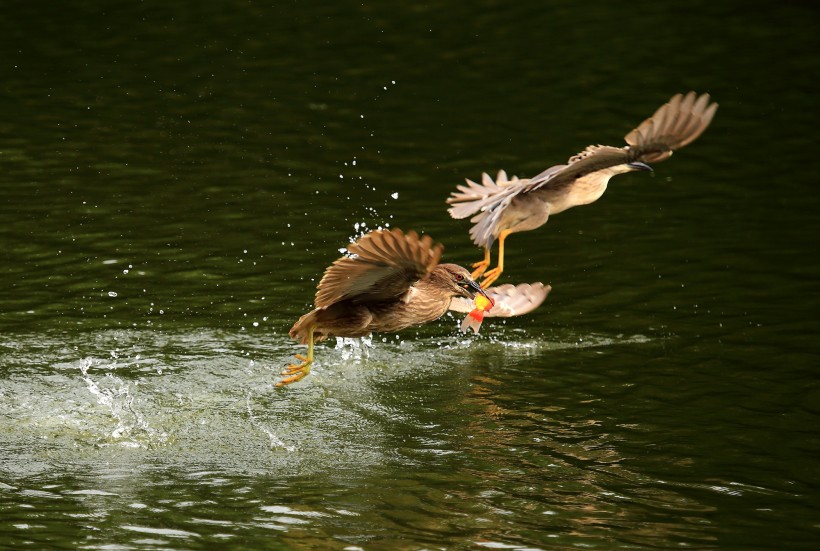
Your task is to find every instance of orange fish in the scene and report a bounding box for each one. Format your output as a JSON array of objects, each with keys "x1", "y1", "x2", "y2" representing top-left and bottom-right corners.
[{"x1": 460, "y1": 293, "x2": 494, "y2": 334}]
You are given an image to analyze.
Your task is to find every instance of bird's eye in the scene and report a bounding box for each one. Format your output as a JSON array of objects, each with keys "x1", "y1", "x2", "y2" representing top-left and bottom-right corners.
[{"x1": 455, "y1": 274, "x2": 464, "y2": 281}]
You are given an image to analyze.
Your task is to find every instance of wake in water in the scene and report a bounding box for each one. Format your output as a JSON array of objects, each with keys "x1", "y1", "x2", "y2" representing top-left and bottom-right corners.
[{"x1": 0, "y1": 327, "x2": 654, "y2": 477}]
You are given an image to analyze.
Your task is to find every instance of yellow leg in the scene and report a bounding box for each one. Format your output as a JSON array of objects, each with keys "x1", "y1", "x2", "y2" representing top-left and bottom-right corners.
[
  {"x1": 276, "y1": 327, "x2": 315, "y2": 387},
  {"x1": 470, "y1": 248, "x2": 492, "y2": 279},
  {"x1": 480, "y1": 230, "x2": 511, "y2": 288}
]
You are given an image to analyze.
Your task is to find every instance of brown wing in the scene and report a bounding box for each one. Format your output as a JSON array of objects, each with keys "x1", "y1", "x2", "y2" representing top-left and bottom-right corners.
[
  {"x1": 449, "y1": 282, "x2": 551, "y2": 317},
  {"x1": 624, "y1": 91, "x2": 718, "y2": 163},
  {"x1": 526, "y1": 91, "x2": 717, "y2": 191},
  {"x1": 524, "y1": 145, "x2": 630, "y2": 193},
  {"x1": 314, "y1": 228, "x2": 443, "y2": 308}
]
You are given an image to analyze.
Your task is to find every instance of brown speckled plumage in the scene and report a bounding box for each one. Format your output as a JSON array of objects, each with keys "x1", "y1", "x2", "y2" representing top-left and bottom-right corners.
[
  {"x1": 289, "y1": 262, "x2": 479, "y2": 344},
  {"x1": 278, "y1": 229, "x2": 494, "y2": 387}
]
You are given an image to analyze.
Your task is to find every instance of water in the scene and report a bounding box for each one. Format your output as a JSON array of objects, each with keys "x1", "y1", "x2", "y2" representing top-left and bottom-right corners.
[{"x1": 2, "y1": 1, "x2": 820, "y2": 549}]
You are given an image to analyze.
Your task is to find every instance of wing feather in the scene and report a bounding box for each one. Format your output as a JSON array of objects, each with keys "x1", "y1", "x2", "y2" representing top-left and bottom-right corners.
[
  {"x1": 447, "y1": 171, "x2": 503, "y2": 220},
  {"x1": 448, "y1": 282, "x2": 551, "y2": 317},
  {"x1": 314, "y1": 228, "x2": 443, "y2": 308},
  {"x1": 625, "y1": 91, "x2": 718, "y2": 163},
  {"x1": 447, "y1": 171, "x2": 528, "y2": 248},
  {"x1": 524, "y1": 145, "x2": 630, "y2": 193}
]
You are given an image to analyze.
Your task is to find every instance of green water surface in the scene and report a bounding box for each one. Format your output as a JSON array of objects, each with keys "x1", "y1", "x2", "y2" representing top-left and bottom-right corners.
[{"x1": 2, "y1": 1, "x2": 819, "y2": 549}]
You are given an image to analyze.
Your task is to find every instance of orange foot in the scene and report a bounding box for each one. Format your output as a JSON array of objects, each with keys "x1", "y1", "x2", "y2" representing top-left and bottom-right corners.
[
  {"x1": 471, "y1": 248, "x2": 492, "y2": 280},
  {"x1": 480, "y1": 267, "x2": 503, "y2": 289},
  {"x1": 471, "y1": 261, "x2": 490, "y2": 280},
  {"x1": 275, "y1": 351, "x2": 314, "y2": 388}
]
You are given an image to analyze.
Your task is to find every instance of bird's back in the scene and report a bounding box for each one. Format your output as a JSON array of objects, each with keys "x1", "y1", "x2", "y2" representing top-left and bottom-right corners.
[
  {"x1": 530, "y1": 163, "x2": 635, "y2": 215},
  {"x1": 290, "y1": 276, "x2": 455, "y2": 342},
  {"x1": 289, "y1": 234, "x2": 466, "y2": 342}
]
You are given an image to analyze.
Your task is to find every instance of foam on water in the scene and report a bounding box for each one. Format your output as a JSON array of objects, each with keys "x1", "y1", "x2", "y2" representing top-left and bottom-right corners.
[
  {"x1": 0, "y1": 326, "x2": 653, "y2": 478},
  {"x1": 78, "y1": 356, "x2": 167, "y2": 446}
]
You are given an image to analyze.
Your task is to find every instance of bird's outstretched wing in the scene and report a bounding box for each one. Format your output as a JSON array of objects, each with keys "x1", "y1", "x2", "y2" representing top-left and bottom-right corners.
[
  {"x1": 449, "y1": 282, "x2": 551, "y2": 317},
  {"x1": 525, "y1": 145, "x2": 629, "y2": 191},
  {"x1": 624, "y1": 91, "x2": 718, "y2": 163},
  {"x1": 314, "y1": 228, "x2": 443, "y2": 308},
  {"x1": 526, "y1": 91, "x2": 718, "y2": 191},
  {"x1": 446, "y1": 170, "x2": 530, "y2": 249},
  {"x1": 447, "y1": 170, "x2": 509, "y2": 220}
]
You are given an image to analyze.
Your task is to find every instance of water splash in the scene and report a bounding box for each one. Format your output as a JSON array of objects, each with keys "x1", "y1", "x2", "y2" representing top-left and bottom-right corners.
[
  {"x1": 78, "y1": 357, "x2": 167, "y2": 447},
  {"x1": 335, "y1": 336, "x2": 373, "y2": 362},
  {"x1": 245, "y1": 391, "x2": 296, "y2": 452}
]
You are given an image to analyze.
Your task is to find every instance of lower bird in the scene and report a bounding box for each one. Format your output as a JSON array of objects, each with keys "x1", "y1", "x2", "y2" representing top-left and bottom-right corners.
[
  {"x1": 279, "y1": 228, "x2": 550, "y2": 387},
  {"x1": 447, "y1": 91, "x2": 718, "y2": 287}
]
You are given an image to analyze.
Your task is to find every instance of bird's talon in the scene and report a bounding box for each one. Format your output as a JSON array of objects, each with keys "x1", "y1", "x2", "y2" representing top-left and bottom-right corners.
[
  {"x1": 275, "y1": 371, "x2": 307, "y2": 387},
  {"x1": 276, "y1": 367, "x2": 309, "y2": 387},
  {"x1": 470, "y1": 263, "x2": 489, "y2": 280},
  {"x1": 471, "y1": 249, "x2": 492, "y2": 279},
  {"x1": 276, "y1": 350, "x2": 314, "y2": 387},
  {"x1": 480, "y1": 271, "x2": 501, "y2": 288}
]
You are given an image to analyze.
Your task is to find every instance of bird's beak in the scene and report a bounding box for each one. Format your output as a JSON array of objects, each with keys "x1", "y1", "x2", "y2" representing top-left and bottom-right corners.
[
  {"x1": 465, "y1": 278, "x2": 494, "y2": 307},
  {"x1": 628, "y1": 161, "x2": 653, "y2": 172}
]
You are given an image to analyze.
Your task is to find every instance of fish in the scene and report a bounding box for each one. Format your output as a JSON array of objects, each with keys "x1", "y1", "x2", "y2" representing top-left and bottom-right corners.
[{"x1": 460, "y1": 293, "x2": 494, "y2": 334}]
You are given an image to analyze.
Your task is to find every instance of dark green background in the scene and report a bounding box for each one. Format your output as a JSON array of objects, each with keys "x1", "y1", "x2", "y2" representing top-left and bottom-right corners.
[{"x1": 2, "y1": 1, "x2": 818, "y2": 549}]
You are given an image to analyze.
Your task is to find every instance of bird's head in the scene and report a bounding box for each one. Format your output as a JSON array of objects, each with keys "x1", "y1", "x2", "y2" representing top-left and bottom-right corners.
[{"x1": 435, "y1": 264, "x2": 492, "y2": 302}]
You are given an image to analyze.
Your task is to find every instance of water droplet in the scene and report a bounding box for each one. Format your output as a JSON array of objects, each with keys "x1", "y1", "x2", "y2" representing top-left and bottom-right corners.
[{"x1": 108, "y1": 291, "x2": 118, "y2": 297}]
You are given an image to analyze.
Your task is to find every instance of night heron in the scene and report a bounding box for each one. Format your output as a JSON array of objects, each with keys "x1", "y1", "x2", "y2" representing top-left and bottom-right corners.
[
  {"x1": 448, "y1": 91, "x2": 718, "y2": 287},
  {"x1": 279, "y1": 228, "x2": 549, "y2": 387}
]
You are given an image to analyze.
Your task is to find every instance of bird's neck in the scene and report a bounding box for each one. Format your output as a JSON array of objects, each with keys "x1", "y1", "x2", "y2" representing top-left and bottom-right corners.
[
  {"x1": 573, "y1": 171, "x2": 613, "y2": 204},
  {"x1": 565, "y1": 165, "x2": 634, "y2": 207},
  {"x1": 403, "y1": 276, "x2": 454, "y2": 323}
]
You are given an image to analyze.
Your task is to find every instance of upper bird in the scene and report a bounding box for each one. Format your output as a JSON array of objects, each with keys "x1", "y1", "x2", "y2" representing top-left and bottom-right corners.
[
  {"x1": 447, "y1": 91, "x2": 718, "y2": 287},
  {"x1": 279, "y1": 228, "x2": 550, "y2": 387}
]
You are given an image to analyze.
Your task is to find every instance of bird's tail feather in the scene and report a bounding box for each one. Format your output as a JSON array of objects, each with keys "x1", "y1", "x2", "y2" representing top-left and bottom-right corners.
[{"x1": 289, "y1": 309, "x2": 320, "y2": 344}]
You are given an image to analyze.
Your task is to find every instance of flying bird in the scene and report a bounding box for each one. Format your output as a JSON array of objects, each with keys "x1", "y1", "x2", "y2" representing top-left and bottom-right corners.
[
  {"x1": 279, "y1": 228, "x2": 549, "y2": 387},
  {"x1": 447, "y1": 91, "x2": 718, "y2": 287}
]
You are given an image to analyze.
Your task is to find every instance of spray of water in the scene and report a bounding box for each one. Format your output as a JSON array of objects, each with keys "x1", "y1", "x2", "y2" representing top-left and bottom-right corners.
[{"x1": 78, "y1": 357, "x2": 167, "y2": 447}]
